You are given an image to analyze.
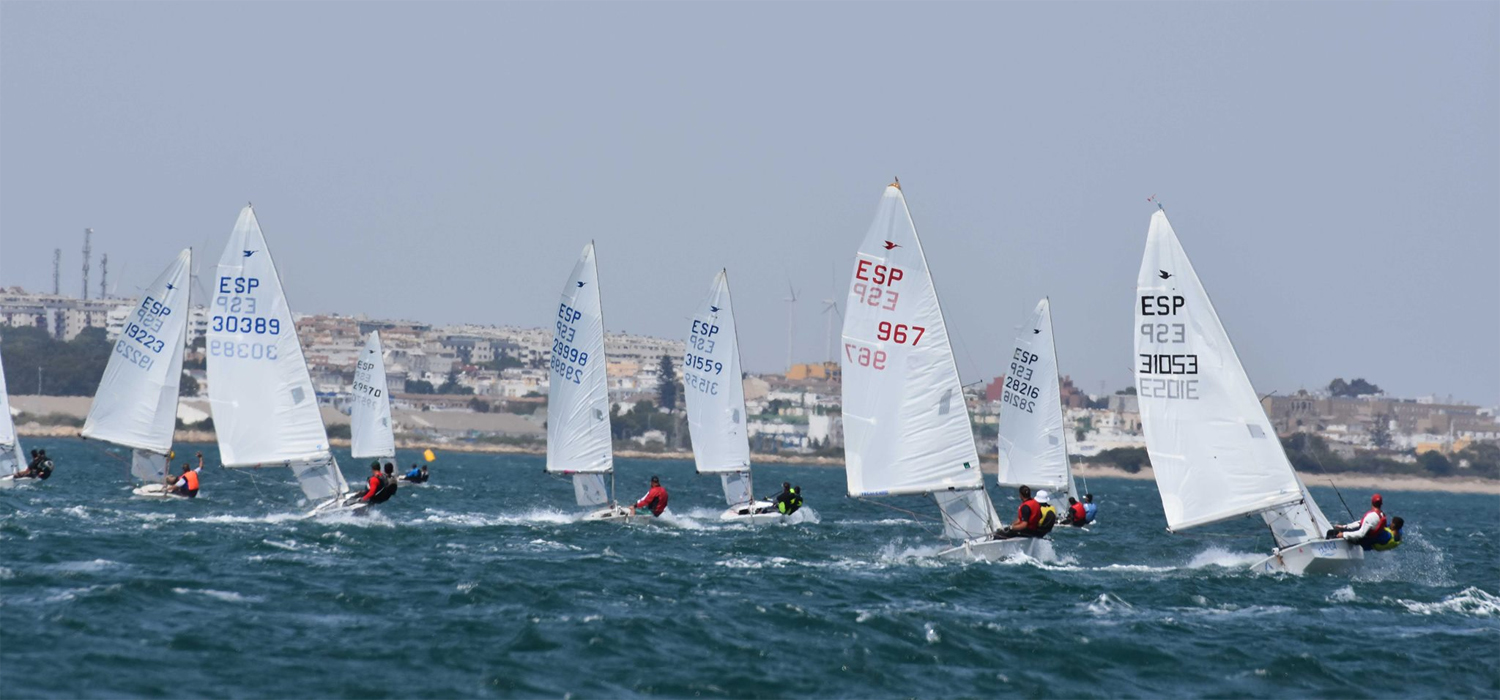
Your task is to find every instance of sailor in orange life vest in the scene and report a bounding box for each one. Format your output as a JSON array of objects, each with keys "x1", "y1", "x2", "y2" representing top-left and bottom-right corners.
[
  {"x1": 1326, "y1": 494, "x2": 1387, "y2": 546},
  {"x1": 994, "y1": 485, "x2": 1058, "y2": 539},
  {"x1": 633, "y1": 476, "x2": 669, "y2": 517},
  {"x1": 168, "y1": 463, "x2": 200, "y2": 498},
  {"x1": 1062, "y1": 496, "x2": 1090, "y2": 527}
]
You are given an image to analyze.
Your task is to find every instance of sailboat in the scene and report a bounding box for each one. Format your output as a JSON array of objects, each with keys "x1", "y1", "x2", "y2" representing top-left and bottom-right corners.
[
  {"x1": 207, "y1": 205, "x2": 360, "y2": 516},
  {"x1": 995, "y1": 298, "x2": 1082, "y2": 519},
  {"x1": 1135, "y1": 208, "x2": 1360, "y2": 575},
  {"x1": 840, "y1": 181, "x2": 1046, "y2": 561},
  {"x1": 81, "y1": 249, "x2": 194, "y2": 497},
  {"x1": 546, "y1": 242, "x2": 631, "y2": 521},
  {"x1": 683, "y1": 270, "x2": 812, "y2": 524},
  {"x1": 350, "y1": 330, "x2": 396, "y2": 466},
  {"x1": 0, "y1": 349, "x2": 27, "y2": 487}
]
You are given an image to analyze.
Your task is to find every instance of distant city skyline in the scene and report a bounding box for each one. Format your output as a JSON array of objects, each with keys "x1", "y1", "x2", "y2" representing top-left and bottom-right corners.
[{"x1": 2, "y1": 3, "x2": 1496, "y2": 405}]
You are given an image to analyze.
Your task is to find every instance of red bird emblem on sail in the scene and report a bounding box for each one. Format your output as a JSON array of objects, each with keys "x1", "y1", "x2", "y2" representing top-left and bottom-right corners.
[{"x1": 883, "y1": 241, "x2": 899, "y2": 250}]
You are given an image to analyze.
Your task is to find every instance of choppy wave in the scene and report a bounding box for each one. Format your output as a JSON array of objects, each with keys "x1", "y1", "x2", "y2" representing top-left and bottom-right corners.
[{"x1": 1395, "y1": 587, "x2": 1500, "y2": 617}]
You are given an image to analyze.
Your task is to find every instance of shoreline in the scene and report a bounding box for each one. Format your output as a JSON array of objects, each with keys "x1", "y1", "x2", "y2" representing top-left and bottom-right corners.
[{"x1": 23, "y1": 425, "x2": 1498, "y2": 495}]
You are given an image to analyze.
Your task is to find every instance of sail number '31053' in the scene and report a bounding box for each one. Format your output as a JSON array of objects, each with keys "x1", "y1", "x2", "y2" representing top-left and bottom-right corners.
[{"x1": 1138, "y1": 294, "x2": 1199, "y2": 400}]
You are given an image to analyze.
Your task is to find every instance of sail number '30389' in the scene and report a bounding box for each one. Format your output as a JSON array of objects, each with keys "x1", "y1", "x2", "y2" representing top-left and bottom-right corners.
[
  {"x1": 211, "y1": 276, "x2": 281, "y2": 362},
  {"x1": 1138, "y1": 294, "x2": 1199, "y2": 400}
]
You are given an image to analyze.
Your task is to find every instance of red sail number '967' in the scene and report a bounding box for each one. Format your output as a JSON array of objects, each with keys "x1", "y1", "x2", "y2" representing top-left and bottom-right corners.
[
  {"x1": 844, "y1": 343, "x2": 887, "y2": 370},
  {"x1": 876, "y1": 322, "x2": 924, "y2": 345}
]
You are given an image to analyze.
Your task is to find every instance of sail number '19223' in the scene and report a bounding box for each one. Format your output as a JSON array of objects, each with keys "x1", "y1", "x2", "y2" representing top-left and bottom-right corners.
[
  {"x1": 1137, "y1": 294, "x2": 1199, "y2": 400},
  {"x1": 551, "y1": 303, "x2": 590, "y2": 384},
  {"x1": 112, "y1": 293, "x2": 176, "y2": 371}
]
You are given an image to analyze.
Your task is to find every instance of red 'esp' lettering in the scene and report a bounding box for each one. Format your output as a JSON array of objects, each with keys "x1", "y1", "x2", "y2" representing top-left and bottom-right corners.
[{"x1": 855, "y1": 259, "x2": 904, "y2": 286}]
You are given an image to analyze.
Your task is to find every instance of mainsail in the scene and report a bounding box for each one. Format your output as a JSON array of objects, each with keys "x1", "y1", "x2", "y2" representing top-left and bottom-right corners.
[
  {"x1": 996, "y1": 298, "x2": 1077, "y2": 502},
  {"x1": 1134, "y1": 210, "x2": 1309, "y2": 534},
  {"x1": 0, "y1": 350, "x2": 23, "y2": 477},
  {"x1": 207, "y1": 206, "x2": 347, "y2": 502},
  {"x1": 82, "y1": 249, "x2": 192, "y2": 483},
  {"x1": 350, "y1": 331, "x2": 396, "y2": 459},
  {"x1": 840, "y1": 182, "x2": 998, "y2": 540},
  {"x1": 546, "y1": 242, "x2": 614, "y2": 506},
  {"x1": 683, "y1": 269, "x2": 753, "y2": 505}
]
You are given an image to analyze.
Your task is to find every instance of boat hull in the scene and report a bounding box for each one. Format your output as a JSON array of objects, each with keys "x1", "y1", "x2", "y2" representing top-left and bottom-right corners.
[
  {"x1": 1252, "y1": 538, "x2": 1365, "y2": 575},
  {"x1": 132, "y1": 483, "x2": 189, "y2": 499},
  {"x1": 937, "y1": 536, "x2": 1056, "y2": 562},
  {"x1": 306, "y1": 494, "x2": 369, "y2": 517},
  {"x1": 582, "y1": 504, "x2": 673, "y2": 524},
  {"x1": 718, "y1": 501, "x2": 817, "y2": 525},
  {"x1": 0, "y1": 474, "x2": 32, "y2": 489}
]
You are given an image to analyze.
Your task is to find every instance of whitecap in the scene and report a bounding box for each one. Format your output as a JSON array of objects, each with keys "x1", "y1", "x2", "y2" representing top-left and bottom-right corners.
[
  {"x1": 1328, "y1": 585, "x2": 1358, "y2": 603},
  {"x1": 1086, "y1": 592, "x2": 1133, "y2": 616},
  {"x1": 172, "y1": 587, "x2": 261, "y2": 603},
  {"x1": 923, "y1": 623, "x2": 941, "y2": 644},
  {"x1": 1185, "y1": 546, "x2": 1264, "y2": 570},
  {"x1": 1395, "y1": 587, "x2": 1500, "y2": 617}
]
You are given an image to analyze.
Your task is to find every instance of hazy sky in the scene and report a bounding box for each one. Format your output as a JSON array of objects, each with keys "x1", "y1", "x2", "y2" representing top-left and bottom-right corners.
[{"x1": 2, "y1": 2, "x2": 1496, "y2": 405}]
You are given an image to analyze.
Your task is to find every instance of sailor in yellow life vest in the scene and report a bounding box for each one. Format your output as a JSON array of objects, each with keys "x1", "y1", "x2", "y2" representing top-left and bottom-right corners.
[{"x1": 1369, "y1": 516, "x2": 1404, "y2": 551}]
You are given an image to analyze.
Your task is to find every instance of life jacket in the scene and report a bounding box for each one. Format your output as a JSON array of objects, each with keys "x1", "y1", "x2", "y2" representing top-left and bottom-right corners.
[
  {"x1": 181, "y1": 470, "x2": 199, "y2": 493},
  {"x1": 37, "y1": 459, "x2": 53, "y2": 479},
  {"x1": 1070, "y1": 502, "x2": 1089, "y2": 525},
  {"x1": 1371, "y1": 527, "x2": 1402, "y2": 551},
  {"x1": 1019, "y1": 498, "x2": 1042, "y2": 529},
  {"x1": 372, "y1": 473, "x2": 399, "y2": 503},
  {"x1": 1035, "y1": 504, "x2": 1058, "y2": 535},
  {"x1": 1084, "y1": 503, "x2": 1098, "y2": 521},
  {"x1": 1361, "y1": 507, "x2": 1386, "y2": 542}
]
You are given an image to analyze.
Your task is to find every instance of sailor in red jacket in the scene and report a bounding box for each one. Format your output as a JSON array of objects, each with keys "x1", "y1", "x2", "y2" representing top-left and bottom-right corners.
[
  {"x1": 633, "y1": 475, "x2": 669, "y2": 517},
  {"x1": 358, "y1": 463, "x2": 383, "y2": 502}
]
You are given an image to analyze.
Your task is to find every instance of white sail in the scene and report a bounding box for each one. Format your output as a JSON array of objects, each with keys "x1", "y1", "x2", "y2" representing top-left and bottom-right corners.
[
  {"x1": 840, "y1": 183, "x2": 995, "y2": 531},
  {"x1": 83, "y1": 249, "x2": 191, "y2": 462},
  {"x1": 1134, "y1": 210, "x2": 1305, "y2": 532},
  {"x1": 683, "y1": 270, "x2": 753, "y2": 504},
  {"x1": 0, "y1": 350, "x2": 22, "y2": 477},
  {"x1": 350, "y1": 331, "x2": 396, "y2": 459},
  {"x1": 207, "y1": 205, "x2": 346, "y2": 501},
  {"x1": 546, "y1": 242, "x2": 614, "y2": 494},
  {"x1": 996, "y1": 298, "x2": 1076, "y2": 501}
]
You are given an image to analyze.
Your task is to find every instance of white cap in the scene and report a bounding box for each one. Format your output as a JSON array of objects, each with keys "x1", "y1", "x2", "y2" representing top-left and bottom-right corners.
[{"x1": 1035, "y1": 489, "x2": 1051, "y2": 503}]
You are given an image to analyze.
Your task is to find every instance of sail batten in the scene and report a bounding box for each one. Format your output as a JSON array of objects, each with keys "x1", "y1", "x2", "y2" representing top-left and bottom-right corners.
[
  {"x1": 683, "y1": 270, "x2": 753, "y2": 504},
  {"x1": 546, "y1": 242, "x2": 614, "y2": 490},
  {"x1": 82, "y1": 249, "x2": 192, "y2": 457},
  {"x1": 206, "y1": 206, "x2": 345, "y2": 500},
  {"x1": 996, "y1": 298, "x2": 1076, "y2": 500},
  {"x1": 350, "y1": 331, "x2": 396, "y2": 459},
  {"x1": 1134, "y1": 210, "x2": 1308, "y2": 532},
  {"x1": 840, "y1": 184, "x2": 993, "y2": 534}
]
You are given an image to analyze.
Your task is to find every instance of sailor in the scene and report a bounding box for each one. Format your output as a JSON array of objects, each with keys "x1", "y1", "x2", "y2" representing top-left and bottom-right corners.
[
  {"x1": 356, "y1": 463, "x2": 383, "y2": 503},
  {"x1": 1326, "y1": 494, "x2": 1386, "y2": 546},
  {"x1": 770, "y1": 482, "x2": 803, "y2": 516},
  {"x1": 1063, "y1": 496, "x2": 1090, "y2": 527},
  {"x1": 12, "y1": 449, "x2": 41, "y2": 479},
  {"x1": 1369, "y1": 516, "x2": 1404, "y2": 551},
  {"x1": 1032, "y1": 490, "x2": 1058, "y2": 535},
  {"x1": 418, "y1": 465, "x2": 429, "y2": 483},
  {"x1": 633, "y1": 475, "x2": 669, "y2": 517},
  {"x1": 369, "y1": 463, "x2": 399, "y2": 504},
  {"x1": 995, "y1": 485, "x2": 1052, "y2": 539},
  {"x1": 1082, "y1": 493, "x2": 1098, "y2": 522},
  {"x1": 33, "y1": 450, "x2": 53, "y2": 480},
  {"x1": 403, "y1": 463, "x2": 423, "y2": 482},
  {"x1": 168, "y1": 463, "x2": 199, "y2": 498}
]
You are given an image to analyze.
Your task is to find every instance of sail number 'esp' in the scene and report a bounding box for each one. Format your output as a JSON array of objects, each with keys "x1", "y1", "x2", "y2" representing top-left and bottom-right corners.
[
  {"x1": 211, "y1": 276, "x2": 282, "y2": 362},
  {"x1": 1138, "y1": 294, "x2": 1199, "y2": 400},
  {"x1": 845, "y1": 260, "x2": 926, "y2": 371},
  {"x1": 552, "y1": 304, "x2": 592, "y2": 385}
]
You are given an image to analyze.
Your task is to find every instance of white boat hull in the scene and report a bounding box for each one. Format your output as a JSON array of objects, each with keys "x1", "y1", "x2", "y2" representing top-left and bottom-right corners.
[
  {"x1": 718, "y1": 501, "x2": 817, "y2": 525},
  {"x1": 937, "y1": 536, "x2": 1056, "y2": 562},
  {"x1": 1252, "y1": 538, "x2": 1365, "y2": 575},
  {"x1": 582, "y1": 504, "x2": 673, "y2": 523},
  {"x1": 0, "y1": 474, "x2": 41, "y2": 489},
  {"x1": 306, "y1": 494, "x2": 370, "y2": 517},
  {"x1": 132, "y1": 483, "x2": 191, "y2": 499}
]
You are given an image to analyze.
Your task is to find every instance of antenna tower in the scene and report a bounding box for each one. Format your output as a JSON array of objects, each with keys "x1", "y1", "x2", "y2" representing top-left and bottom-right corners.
[
  {"x1": 52, "y1": 249, "x2": 61, "y2": 294},
  {"x1": 100, "y1": 253, "x2": 109, "y2": 299},
  {"x1": 81, "y1": 228, "x2": 92, "y2": 300}
]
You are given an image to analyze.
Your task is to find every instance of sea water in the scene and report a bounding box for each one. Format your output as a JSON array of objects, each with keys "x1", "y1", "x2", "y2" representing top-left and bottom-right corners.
[{"x1": 1, "y1": 439, "x2": 1496, "y2": 698}]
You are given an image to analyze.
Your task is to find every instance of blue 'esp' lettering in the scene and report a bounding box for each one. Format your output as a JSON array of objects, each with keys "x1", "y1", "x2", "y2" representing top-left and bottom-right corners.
[{"x1": 218, "y1": 276, "x2": 261, "y2": 294}]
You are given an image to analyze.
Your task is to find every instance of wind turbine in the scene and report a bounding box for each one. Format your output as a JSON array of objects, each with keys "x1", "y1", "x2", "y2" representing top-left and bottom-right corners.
[
  {"x1": 784, "y1": 279, "x2": 798, "y2": 373},
  {"x1": 821, "y1": 263, "x2": 843, "y2": 362}
]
